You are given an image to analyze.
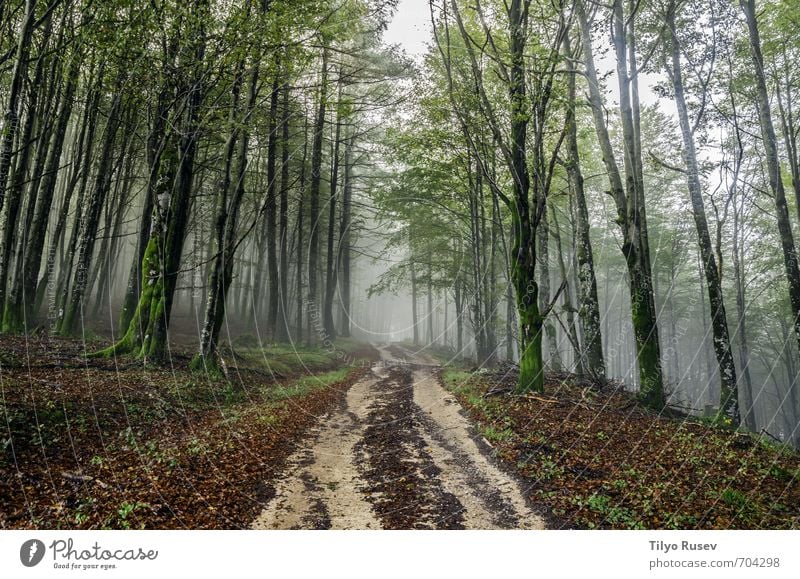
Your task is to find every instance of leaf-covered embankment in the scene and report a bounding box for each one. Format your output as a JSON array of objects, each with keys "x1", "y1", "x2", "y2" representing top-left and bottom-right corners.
[
  {"x1": 0, "y1": 335, "x2": 378, "y2": 529},
  {"x1": 441, "y1": 367, "x2": 800, "y2": 529}
]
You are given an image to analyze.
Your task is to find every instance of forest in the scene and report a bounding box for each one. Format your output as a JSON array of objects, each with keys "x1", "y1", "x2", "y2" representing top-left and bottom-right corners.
[{"x1": 1, "y1": 0, "x2": 799, "y2": 530}]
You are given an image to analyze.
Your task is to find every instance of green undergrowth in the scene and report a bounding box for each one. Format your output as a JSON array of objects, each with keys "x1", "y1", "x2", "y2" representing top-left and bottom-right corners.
[
  {"x1": 415, "y1": 343, "x2": 473, "y2": 369},
  {"x1": 263, "y1": 368, "x2": 350, "y2": 403},
  {"x1": 229, "y1": 336, "x2": 372, "y2": 377}
]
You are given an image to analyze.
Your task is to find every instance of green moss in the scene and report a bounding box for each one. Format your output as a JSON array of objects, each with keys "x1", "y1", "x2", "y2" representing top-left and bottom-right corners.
[
  {"x1": 90, "y1": 236, "x2": 161, "y2": 359},
  {"x1": 189, "y1": 352, "x2": 225, "y2": 378},
  {"x1": 1, "y1": 302, "x2": 25, "y2": 334},
  {"x1": 263, "y1": 368, "x2": 349, "y2": 402},
  {"x1": 630, "y1": 286, "x2": 665, "y2": 409}
]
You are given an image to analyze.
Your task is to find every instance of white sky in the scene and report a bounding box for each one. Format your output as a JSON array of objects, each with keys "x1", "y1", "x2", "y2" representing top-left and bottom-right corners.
[{"x1": 383, "y1": 0, "x2": 433, "y2": 61}]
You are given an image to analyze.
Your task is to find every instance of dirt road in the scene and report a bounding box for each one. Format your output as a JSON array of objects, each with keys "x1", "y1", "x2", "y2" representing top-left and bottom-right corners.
[{"x1": 251, "y1": 345, "x2": 545, "y2": 529}]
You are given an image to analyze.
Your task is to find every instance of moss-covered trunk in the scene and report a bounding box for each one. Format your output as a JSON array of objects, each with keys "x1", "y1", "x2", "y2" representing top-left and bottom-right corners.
[
  {"x1": 514, "y1": 269, "x2": 544, "y2": 394},
  {"x1": 97, "y1": 2, "x2": 207, "y2": 361}
]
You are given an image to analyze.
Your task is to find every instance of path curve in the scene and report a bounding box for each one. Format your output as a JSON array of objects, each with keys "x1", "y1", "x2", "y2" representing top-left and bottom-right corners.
[{"x1": 251, "y1": 344, "x2": 545, "y2": 530}]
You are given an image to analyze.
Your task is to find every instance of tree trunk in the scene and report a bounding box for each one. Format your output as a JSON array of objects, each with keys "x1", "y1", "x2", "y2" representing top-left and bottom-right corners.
[
  {"x1": 0, "y1": 0, "x2": 36, "y2": 216},
  {"x1": 99, "y1": 1, "x2": 208, "y2": 360},
  {"x1": 57, "y1": 82, "x2": 124, "y2": 336},
  {"x1": 37, "y1": 58, "x2": 102, "y2": 320},
  {"x1": 507, "y1": 0, "x2": 543, "y2": 393},
  {"x1": 564, "y1": 32, "x2": 605, "y2": 379},
  {"x1": 0, "y1": 29, "x2": 48, "y2": 326},
  {"x1": 455, "y1": 274, "x2": 464, "y2": 354},
  {"x1": 550, "y1": 208, "x2": 584, "y2": 374},
  {"x1": 740, "y1": 0, "x2": 800, "y2": 359},
  {"x1": 323, "y1": 85, "x2": 343, "y2": 340},
  {"x1": 338, "y1": 133, "x2": 354, "y2": 337},
  {"x1": 578, "y1": 0, "x2": 664, "y2": 407},
  {"x1": 410, "y1": 252, "x2": 419, "y2": 346},
  {"x1": 119, "y1": 62, "x2": 174, "y2": 332},
  {"x1": 276, "y1": 79, "x2": 292, "y2": 342},
  {"x1": 91, "y1": 111, "x2": 136, "y2": 317},
  {"x1": 7, "y1": 47, "x2": 80, "y2": 330},
  {"x1": 538, "y1": 203, "x2": 561, "y2": 371},
  {"x1": 732, "y1": 157, "x2": 756, "y2": 431},
  {"x1": 307, "y1": 44, "x2": 328, "y2": 344},
  {"x1": 667, "y1": 5, "x2": 739, "y2": 424},
  {"x1": 265, "y1": 66, "x2": 280, "y2": 334},
  {"x1": 427, "y1": 258, "x2": 434, "y2": 345},
  {"x1": 295, "y1": 111, "x2": 309, "y2": 341},
  {"x1": 193, "y1": 56, "x2": 247, "y2": 370}
]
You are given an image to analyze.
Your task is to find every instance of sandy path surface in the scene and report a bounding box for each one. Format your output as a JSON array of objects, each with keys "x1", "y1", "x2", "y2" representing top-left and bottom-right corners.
[{"x1": 250, "y1": 344, "x2": 545, "y2": 530}]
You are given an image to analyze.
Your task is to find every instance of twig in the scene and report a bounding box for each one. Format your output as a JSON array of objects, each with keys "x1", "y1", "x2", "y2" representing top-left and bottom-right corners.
[
  {"x1": 524, "y1": 394, "x2": 558, "y2": 404},
  {"x1": 60, "y1": 471, "x2": 108, "y2": 489},
  {"x1": 760, "y1": 428, "x2": 783, "y2": 444}
]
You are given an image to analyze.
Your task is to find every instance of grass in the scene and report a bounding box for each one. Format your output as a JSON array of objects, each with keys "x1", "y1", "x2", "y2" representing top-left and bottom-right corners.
[
  {"x1": 263, "y1": 368, "x2": 349, "y2": 403},
  {"x1": 231, "y1": 337, "x2": 371, "y2": 376}
]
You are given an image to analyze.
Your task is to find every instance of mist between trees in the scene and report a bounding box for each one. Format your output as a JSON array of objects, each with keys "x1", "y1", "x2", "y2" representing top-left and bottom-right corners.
[{"x1": 0, "y1": 0, "x2": 798, "y2": 447}]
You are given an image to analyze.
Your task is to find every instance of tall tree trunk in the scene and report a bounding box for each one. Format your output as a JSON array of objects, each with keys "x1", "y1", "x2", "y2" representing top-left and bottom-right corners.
[
  {"x1": 307, "y1": 44, "x2": 328, "y2": 344},
  {"x1": 15, "y1": 43, "x2": 60, "y2": 293},
  {"x1": 455, "y1": 273, "x2": 463, "y2": 354},
  {"x1": 505, "y1": 281, "x2": 515, "y2": 361},
  {"x1": 295, "y1": 111, "x2": 309, "y2": 341},
  {"x1": 732, "y1": 158, "x2": 756, "y2": 431},
  {"x1": 507, "y1": 0, "x2": 543, "y2": 393},
  {"x1": 427, "y1": 258, "x2": 434, "y2": 346},
  {"x1": 740, "y1": 0, "x2": 800, "y2": 359},
  {"x1": 323, "y1": 85, "x2": 343, "y2": 339},
  {"x1": 0, "y1": 29, "x2": 48, "y2": 329},
  {"x1": 196, "y1": 63, "x2": 258, "y2": 368},
  {"x1": 7, "y1": 46, "x2": 80, "y2": 330},
  {"x1": 0, "y1": 0, "x2": 36, "y2": 216},
  {"x1": 276, "y1": 79, "x2": 291, "y2": 342},
  {"x1": 410, "y1": 252, "x2": 419, "y2": 346},
  {"x1": 90, "y1": 112, "x2": 136, "y2": 316},
  {"x1": 667, "y1": 5, "x2": 739, "y2": 424},
  {"x1": 578, "y1": 0, "x2": 664, "y2": 408},
  {"x1": 193, "y1": 56, "x2": 247, "y2": 369},
  {"x1": 538, "y1": 203, "x2": 561, "y2": 371},
  {"x1": 53, "y1": 61, "x2": 106, "y2": 330},
  {"x1": 564, "y1": 32, "x2": 605, "y2": 379},
  {"x1": 265, "y1": 65, "x2": 280, "y2": 334},
  {"x1": 774, "y1": 46, "x2": 800, "y2": 224},
  {"x1": 119, "y1": 61, "x2": 174, "y2": 332},
  {"x1": 99, "y1": 1, "x2": 208, "y2": 360},
  {"x1": 338, "y1": 133, "x2": 354, "y2": 337},
  {"x1": 58, "y1": 83, "x2": 124, "y2": 335},
  {"x1": 550, "y1": 208, "x2": 584, "y2": 374},
  {"x1": 37, "y1": 58, "x2": 102, "y2": 319}
]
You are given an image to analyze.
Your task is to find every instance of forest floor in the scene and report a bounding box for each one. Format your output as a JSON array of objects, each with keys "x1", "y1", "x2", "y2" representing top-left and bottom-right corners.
[
  {"x1": 4, "y1": 334, "x2": 798, "y2": 530},
  {"x1": 0, "y1": 334, "x2": 378, "y2": 529},
  {"x1": 440, "y1": 364, "x2": 800, "y2": 529},
  {"x1": 251, "y1": 344, "x2": 545, "y2": 529}
]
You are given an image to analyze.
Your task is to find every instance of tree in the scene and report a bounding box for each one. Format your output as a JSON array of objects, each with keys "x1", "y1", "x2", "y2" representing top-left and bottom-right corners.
[
  {"x1": 740, "y1": 0, "x2": 800, "y2": 361},
  {"x1": 665, "y1": 0, "x2": 739, "y2": 424},
  {"x1": 577, "y1": 0, "x2": 664, "y2": 408}
]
